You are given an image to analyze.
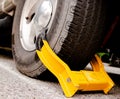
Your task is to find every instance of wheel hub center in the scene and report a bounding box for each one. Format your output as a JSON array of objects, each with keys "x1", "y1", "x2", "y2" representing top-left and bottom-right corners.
[{"x1": 20, "y1": 0, "x2": 52, "y2": 51}]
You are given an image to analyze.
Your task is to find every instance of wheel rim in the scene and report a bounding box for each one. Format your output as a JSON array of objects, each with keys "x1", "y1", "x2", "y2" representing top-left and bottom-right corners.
[{"x1": 20, "y1": 0, "x2": 57, "y2": 51}]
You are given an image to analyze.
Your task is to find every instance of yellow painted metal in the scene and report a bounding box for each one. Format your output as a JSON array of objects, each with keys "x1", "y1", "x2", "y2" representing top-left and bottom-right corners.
[{"x1": 36, "y1": 40, "x2": 115, "y2": 98}]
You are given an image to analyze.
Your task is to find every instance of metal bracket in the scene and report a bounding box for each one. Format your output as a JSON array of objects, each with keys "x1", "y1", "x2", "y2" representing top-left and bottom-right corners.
[
  {"x1": 35, "y1": 28, "x2": 47, "y2": 50},
  {"x1": 36, "y1": 40, "x2": 115, "y2": 98}
]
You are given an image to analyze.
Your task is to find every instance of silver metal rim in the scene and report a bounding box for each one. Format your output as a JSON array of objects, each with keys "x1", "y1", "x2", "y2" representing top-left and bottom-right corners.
[{"x1": 20, "y1": 0, "x2": 57, "y2": 51}]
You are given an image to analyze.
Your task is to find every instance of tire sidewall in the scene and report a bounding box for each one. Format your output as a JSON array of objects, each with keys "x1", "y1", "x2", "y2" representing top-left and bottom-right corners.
[{"x1": 12, "y1": 0, "x2": 45, "y2": 74}]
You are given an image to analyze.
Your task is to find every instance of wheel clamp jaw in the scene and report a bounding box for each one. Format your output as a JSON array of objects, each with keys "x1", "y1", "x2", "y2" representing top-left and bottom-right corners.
[{"x1": 36, "y1": 40, "x2": 115, "y2": 98}]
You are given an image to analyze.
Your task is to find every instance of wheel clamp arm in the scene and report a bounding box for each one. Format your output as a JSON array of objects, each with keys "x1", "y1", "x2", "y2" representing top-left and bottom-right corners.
[{"x1": 36, "y1": 40, "x2": 115, "y2": 98}]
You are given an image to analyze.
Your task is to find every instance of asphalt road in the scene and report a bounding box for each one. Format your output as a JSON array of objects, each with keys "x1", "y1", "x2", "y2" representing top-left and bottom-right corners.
[{"x1": 0, "y1": 50, "x2": 120, "y2": 99}]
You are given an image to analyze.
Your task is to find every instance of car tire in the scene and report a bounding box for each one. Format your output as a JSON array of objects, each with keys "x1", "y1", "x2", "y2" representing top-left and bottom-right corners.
[{"x1": 12, "y1": 0, "x2": 107, "y2": 77}]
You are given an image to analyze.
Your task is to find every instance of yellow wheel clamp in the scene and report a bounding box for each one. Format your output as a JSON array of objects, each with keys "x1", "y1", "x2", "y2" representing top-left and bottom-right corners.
[{"x1": 36, "y1": 40, "x2": 115, "y2": 98}]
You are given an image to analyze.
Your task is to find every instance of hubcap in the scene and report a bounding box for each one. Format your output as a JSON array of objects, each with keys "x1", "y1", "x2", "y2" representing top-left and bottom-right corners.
[{"x1": 20, "y1": 0, "x2": 53, "y2": 51}]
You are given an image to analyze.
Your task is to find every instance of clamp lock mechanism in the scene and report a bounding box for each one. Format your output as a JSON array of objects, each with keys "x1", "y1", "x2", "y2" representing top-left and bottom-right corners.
[{"x1": 36, "y1": 35, "x2": 115, "y2": 98}]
